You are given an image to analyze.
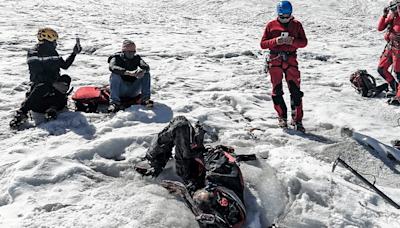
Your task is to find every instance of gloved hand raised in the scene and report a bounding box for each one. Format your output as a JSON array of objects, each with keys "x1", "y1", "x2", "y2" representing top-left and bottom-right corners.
[
  {"x1": 384, "y1": 7, "x2": 389, "y2": 17},
  {"x1": 73, "y1": 43, "x2": 82, "y2": 54}
]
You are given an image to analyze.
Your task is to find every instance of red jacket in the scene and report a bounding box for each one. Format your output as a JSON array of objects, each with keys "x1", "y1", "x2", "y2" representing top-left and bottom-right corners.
[
  {"x1": 378, "y1": 14, "x2": 400, "y2": 43},
  {"x1": 260, "y1": 16, "x2": 307, "y2": 52}
]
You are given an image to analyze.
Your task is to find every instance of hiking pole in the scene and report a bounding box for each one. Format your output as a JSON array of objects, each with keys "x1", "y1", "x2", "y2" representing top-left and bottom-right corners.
[{"x1": 332, "y1": 157, "x2": 400, "y2": 209}]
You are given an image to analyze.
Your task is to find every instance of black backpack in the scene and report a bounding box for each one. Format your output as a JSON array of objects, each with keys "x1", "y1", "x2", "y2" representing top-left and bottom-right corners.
[
  {"x1": 203, "y1": 145, "x2": 244, "y2": 201},
  {"x1": 350, "y1": 70, "x2": 377, "y2": 97}
]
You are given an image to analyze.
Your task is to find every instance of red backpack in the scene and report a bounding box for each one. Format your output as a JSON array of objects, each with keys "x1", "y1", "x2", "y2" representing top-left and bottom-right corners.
[{"x1": 71, "y1": 86, "x2": 141, "y2": 112}]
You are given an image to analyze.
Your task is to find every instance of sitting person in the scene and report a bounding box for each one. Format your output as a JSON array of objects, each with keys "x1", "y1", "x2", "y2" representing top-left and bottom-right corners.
[
  {"x1": 107, "y1": 40, "x2": 153, "y2": 113},
  {"x1": 10, "y1": 27, "x2": 81, "y2": 128},
  {"x1": 134, "y1": 116, "x2": 247, "y2": 228}
]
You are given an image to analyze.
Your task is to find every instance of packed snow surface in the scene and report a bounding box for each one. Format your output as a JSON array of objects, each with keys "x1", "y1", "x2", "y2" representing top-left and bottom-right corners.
[{"x1": 1, "y1": 0, "x2": 400, "y2": 227}]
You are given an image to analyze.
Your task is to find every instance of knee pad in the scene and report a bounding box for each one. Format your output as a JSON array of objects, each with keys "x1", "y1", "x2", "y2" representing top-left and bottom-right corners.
[
  {"x1": 377, "y1": 67, "x2": 387, "y2": 78},
  {"x1": 272, "y1": 82, "x2": 284, "y2": 96},
  {"x1": 288, "y1": 81, "x2": 303, "y2": 106},
  {"x1": 288, "y1": 81, "x2": 304, "y2": 96},
  {"x1": 272, "y1": 95, "x2": 284, "y2": 105}
]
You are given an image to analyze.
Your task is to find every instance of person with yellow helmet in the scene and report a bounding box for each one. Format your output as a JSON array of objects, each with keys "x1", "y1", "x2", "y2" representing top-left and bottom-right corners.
[{"x1": 10, "y1": 27, "x2": 82, "y2": 128}]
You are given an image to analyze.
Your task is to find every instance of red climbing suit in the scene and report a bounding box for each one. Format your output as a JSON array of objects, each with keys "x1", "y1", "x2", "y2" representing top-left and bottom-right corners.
[
  {"x1": 377, "y1": 13, "x2": 400, "y2": 93},
  {"x1": 260, "y1": 16, "x2": 307, "y2": 121}
]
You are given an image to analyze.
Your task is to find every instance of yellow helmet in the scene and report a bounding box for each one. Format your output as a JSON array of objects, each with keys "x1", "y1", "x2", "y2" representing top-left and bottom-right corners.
[{"x1": 37, "y1": 27, "x2": 58, "y2": 42}]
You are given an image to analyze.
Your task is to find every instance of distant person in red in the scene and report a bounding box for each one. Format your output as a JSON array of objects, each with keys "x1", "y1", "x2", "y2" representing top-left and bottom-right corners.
[
  {"x1": 260, "y1": 1, "x2": 307, "y2": 132},
  {"x1": 378, "y1": 0, "x2": 400, "y2": 98}
]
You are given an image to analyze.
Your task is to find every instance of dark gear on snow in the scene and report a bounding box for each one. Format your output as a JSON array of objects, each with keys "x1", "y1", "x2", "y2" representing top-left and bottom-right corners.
[
  {"x1": 44, "y1": 106, "x2": 58, "y2": 121},
  {"x1": 136, "y1": 116, "x2": 206, "y2": 187},
  {"x1": 161, "y1": 145, "x2": 247, "y2": 228},
  {"x1": 9, "y1": 110, "x2": 29, "y2": 129},
  {"x1": 350, "y1": 70, "x2": 388, "y2": 97}
]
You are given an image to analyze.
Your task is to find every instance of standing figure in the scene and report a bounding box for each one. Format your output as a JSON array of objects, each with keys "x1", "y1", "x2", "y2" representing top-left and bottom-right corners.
[
  {"x1": 10, "y1": 27, "x2": 81, "y2": 128},
  {"x1": 377, "y1": 0, "x2": 400, "y2": 98},
  {"x1": 260, "y1": 1, "x2": 308, "y2": 132},
  {"x1": 107, "y1": 40, "x2": 152, "y2": 113}
]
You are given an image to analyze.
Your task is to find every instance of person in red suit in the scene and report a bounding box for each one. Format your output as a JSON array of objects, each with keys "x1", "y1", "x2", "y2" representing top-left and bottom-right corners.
[
  {"x1": 378, "y1": 0, "x2": 400, "y2": 98},
  {"x1": 260, "y1": 1, "x2": 307, "y2": 132}
]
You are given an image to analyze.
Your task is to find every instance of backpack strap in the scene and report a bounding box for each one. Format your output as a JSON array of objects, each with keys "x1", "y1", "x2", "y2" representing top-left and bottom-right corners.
[
  {"x1": 95, "y1": 87, "x2": 110, "y2": 98},
  {"x1": 360, "y1": 73, "x2": 377, "y2": 91}
]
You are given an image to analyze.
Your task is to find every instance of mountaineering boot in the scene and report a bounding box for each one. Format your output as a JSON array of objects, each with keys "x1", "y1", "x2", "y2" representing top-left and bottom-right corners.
[
  {"x1": 387, "y1": 80, "x2": 398, "y2": 98},
  {"x1": 108, "y1": 103, "x2": 120, "y2": 113},
  {"x1": 140, "y1": 97, "x2": 154, "y2": 108},
  {"x1": 386, "y1": 90, "x2": 397, "y2": 98},
  {"x1": 44, "y1": 106, "x2": 57, "y2": 121},
  {"x1": 392, "y1": 140, "x2": 400, "y2": 150},
  {"x1": 291, "y1": 120, "x2": 306, "y2": 133},
  {"x1": 9, "y1": 110, "x2": 28, "y2": 129},
  {"x1": 278, "y1": 118, "x2": 288, "y2": 128},
  {"x1": 387, "y1": 96, "x2": 400, "y2": 105}
]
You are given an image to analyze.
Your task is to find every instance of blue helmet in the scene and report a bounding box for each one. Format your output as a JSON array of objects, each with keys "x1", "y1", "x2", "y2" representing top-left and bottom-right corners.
[{"x1": 277, "y1": 1, "x2": 292, "y2": 15}]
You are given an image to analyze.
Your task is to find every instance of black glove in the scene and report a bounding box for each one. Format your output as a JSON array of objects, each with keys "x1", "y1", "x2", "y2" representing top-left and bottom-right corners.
[{"x1": 73, "y1": 43, "x2": 82, "y2": 54}]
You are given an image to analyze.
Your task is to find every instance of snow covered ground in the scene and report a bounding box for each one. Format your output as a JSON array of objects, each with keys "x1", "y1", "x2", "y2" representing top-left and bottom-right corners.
[{"x1": 1, "y1": 0, "x2": 400, "y2": 227}]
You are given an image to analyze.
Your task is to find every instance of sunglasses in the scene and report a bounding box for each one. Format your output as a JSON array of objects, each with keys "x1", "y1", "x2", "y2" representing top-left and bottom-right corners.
[
  {"x1": 392, "y1": 7, "x2": 398, "y2": 11},
  {"x1": 279, "y1": 15, "x2": 291, "y2": 19}
]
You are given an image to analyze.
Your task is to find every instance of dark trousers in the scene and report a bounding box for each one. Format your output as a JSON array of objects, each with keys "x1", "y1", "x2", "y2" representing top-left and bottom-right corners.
[
  {"x1": 20, "y1": 75, "x2": 70, "y2": 113},
  {"x1": 146, "y1": 116, "x2": 201, "y2": 182}
]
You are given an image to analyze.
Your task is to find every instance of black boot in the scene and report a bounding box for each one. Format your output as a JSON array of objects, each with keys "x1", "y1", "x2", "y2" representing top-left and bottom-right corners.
[
  {"x1": 291, "y1": 120, "x2": 306, "y2": 133},
  {"x1": 389, "y1": 79, "x2": 398, "y2": 91},
  {"x1": 44, "y1": 106, "x2": 57, "y2": 121},
  {"x1": 387, "y1": 80, "x2": 398, "y2": 97},
  {"x1": 140, "y1": 97, "x2": 154, "y2": 107},
  {"x1": 10, "y1": 110, "x2": 29, "y2": 128},
  {"x1": 108, "y1": 103, "x2": 120, "y2": 113}
]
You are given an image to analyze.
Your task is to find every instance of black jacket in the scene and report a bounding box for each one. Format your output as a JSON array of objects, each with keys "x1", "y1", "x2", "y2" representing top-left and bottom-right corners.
[
  {"x1": 27, "y1": 41, "x2": 76, "y2": 84},
  {"x1": 108, "y1": 52, "x2": 150, "y2": 82}
]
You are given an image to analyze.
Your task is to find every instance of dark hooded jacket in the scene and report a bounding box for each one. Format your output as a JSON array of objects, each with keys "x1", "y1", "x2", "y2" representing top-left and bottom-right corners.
[
  {"x1": 108, "y1": 52, "x2": 150, "y2": 82},
  {"x1": 27, "y1": 41, "x2": 76, "y2": 84}
]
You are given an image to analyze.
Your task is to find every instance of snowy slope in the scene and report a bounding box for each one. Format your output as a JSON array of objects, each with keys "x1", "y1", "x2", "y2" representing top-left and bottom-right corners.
[{"x1": 1, "y1": 0, "x2": 400, "y2": 227}]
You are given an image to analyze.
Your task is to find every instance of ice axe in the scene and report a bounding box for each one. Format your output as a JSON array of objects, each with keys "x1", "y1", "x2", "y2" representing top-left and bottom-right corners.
[{"x1": 332, "y1": 157, "x2": 400, "y2": 209}]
